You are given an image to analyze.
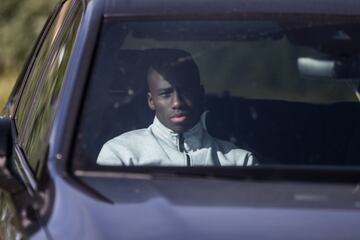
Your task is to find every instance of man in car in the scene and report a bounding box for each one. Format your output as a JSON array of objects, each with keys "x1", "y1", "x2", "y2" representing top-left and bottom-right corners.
[{"x1": 97, "y1": 48, "x2": 254, "y2": 166}]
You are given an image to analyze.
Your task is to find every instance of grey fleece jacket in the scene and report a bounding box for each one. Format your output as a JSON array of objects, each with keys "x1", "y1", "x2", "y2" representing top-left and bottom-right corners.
[{"x1": 97, "y1": 116, "x2": 254, "y2": 166}]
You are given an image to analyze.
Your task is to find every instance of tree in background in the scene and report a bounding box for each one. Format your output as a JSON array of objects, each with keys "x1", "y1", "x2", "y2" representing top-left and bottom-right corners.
[
  {"x1": 0, "y1": 0, "x2": 57, "y2": 107},
  {"x1": 0, "y1": 0, "x2": 58, "y2": 72}
]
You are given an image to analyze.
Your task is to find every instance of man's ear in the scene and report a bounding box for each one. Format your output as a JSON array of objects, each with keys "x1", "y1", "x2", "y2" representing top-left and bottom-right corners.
[{"x1": 147, "y1": 92, "x2": 156, "y2": 110}]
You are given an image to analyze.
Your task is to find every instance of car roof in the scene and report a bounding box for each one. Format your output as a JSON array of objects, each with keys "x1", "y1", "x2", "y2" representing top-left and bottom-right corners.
[{"x1": 91, "y1": 0, "x2": 360, "y2": 16}]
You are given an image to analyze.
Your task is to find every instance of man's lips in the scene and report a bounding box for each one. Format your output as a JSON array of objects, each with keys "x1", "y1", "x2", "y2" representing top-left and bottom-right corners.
[{"x1": 170, "y1": 113, "x2": 188, "y2": 123}]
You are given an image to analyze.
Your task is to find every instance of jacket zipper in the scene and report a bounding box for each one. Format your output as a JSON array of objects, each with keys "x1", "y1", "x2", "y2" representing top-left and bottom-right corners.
[
  {"x1": 179, "y1": 134, "x2": 191, "y2": 166},
  {"x1": 185, "y1": 153, "x2": 191, "y2": 166}
]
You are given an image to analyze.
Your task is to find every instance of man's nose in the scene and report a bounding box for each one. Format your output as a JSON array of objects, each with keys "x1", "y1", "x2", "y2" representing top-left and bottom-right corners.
[{"x1": 172, "y1": 91, "x2": 185, "y2": 109}]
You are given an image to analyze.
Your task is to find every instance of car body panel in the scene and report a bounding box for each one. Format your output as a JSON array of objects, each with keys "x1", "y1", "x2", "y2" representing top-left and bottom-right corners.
[{"x1": 42, "y1": 174, "x2": 360, "y2": 239}]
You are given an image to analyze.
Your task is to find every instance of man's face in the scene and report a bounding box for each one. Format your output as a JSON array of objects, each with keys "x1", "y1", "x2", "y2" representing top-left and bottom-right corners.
[{"x1": 147, "y1": 69, "x2": 204, "y2": 133}]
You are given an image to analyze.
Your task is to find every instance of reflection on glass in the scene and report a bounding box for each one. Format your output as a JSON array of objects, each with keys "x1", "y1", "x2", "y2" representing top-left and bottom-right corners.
[{"x1": 16, "y1": 5, "x2": 81, "y2": 177}]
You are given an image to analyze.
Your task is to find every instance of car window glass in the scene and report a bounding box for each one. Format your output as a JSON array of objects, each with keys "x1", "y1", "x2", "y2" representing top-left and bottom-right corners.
[
  {"x1": 16, "y1": 1, "x2": 82, "y2": 177},
  {"x1": 74, "y1": 18, "x2": 360, "y2": 170},
  {"x1": 15, "y1": 1, "x2": 72, "y2": 132}
]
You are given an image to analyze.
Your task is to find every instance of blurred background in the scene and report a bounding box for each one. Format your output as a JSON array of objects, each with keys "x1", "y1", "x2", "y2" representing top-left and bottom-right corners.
[{"x1": 0, "y1": 0, "x2": 57, "y2": 108}]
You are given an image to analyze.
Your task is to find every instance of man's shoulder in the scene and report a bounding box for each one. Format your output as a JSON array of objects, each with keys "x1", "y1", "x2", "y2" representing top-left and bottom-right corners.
[
  {"x1": 98, "y1": 128, "x2": 153, "y2": 165},
  {"x1": 209, "y1": 135, "x2": 252, "y2": 155},
  {"x1": 105, "y1": 128, "x2": 151, "y2": 146},
  {"x1": 208, "y1": 135, "x2": 238, "y2": 151},
  {"x1": 208, "y1": 135, "x2": 254, "y2": 166}
]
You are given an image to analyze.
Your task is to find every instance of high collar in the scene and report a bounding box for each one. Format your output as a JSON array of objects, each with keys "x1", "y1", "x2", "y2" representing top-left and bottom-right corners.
[{"x1": 150, "y1": 114, "x2": 207, "y2": 152}]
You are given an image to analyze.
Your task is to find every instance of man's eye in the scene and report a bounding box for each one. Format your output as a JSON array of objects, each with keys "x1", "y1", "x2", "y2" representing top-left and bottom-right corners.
[{"x1": 159, "y1": 92, "x2": 171, "y2": 97}]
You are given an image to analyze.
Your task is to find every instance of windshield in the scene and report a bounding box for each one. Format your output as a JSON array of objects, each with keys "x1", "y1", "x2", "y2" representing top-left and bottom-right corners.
[{"x1": 73, "y1": 16, "x2": 360, "y2": 171}]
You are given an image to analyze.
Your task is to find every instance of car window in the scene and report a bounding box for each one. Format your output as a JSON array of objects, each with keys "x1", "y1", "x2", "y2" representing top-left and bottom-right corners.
[
  {"x1": 15, "y1": 1, "x2": 72, "y2": 131},
  {"x1": 73, "y1": 17, "x2": 360, "y2": 170},
  {"x1": 15, "y1": 0, "x2": 82, "y2": 178}
]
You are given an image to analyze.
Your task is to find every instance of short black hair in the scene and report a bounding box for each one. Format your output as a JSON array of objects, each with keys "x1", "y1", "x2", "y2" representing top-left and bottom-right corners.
[{"x1": 145, "y1": 48, "x2": 201, "y2": 86}]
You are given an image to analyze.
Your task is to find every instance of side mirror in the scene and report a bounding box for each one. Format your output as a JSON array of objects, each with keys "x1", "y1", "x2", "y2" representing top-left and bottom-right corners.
[{"x1": 0, "y1": 117, "x2": 23, "y2": 193}]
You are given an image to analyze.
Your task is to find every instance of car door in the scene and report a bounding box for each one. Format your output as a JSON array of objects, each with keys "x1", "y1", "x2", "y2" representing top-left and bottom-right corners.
[{"x1": 0, "y1": 0, "x2": 83, "y2": 238}]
